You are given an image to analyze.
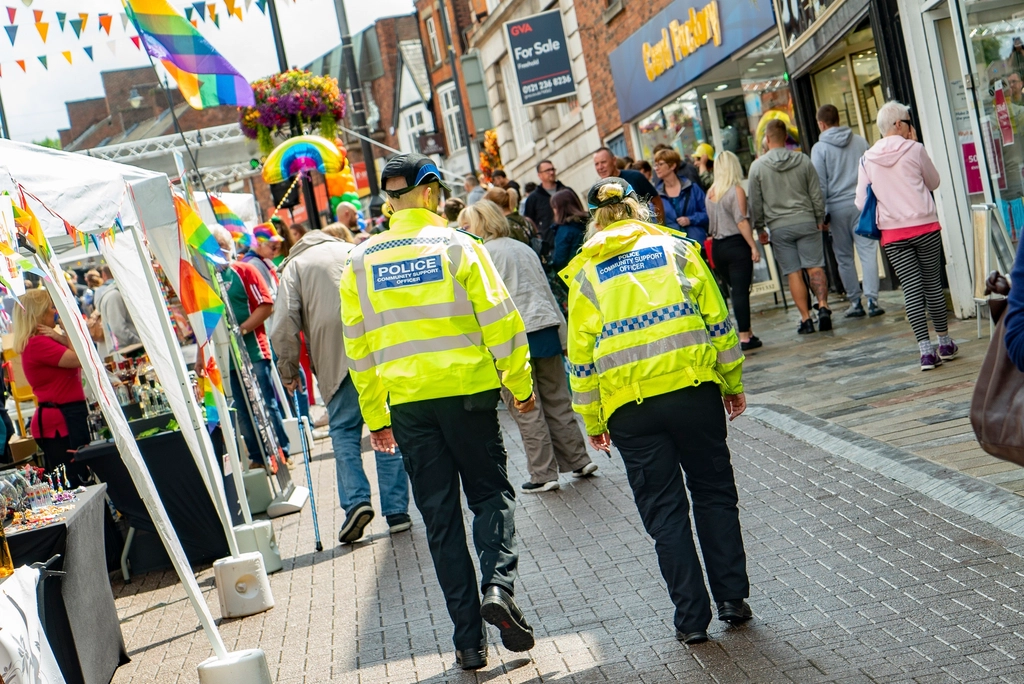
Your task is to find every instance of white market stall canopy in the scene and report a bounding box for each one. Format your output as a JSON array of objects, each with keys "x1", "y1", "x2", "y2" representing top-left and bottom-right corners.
[{"x1": 194, "y1": 191, "x2": 260, "y2": 230}]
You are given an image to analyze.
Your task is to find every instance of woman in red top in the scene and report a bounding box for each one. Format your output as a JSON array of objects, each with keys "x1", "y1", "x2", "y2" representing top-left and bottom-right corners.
[{"x1": 14, "y1": 289, "x2": 89, "y2": 483}]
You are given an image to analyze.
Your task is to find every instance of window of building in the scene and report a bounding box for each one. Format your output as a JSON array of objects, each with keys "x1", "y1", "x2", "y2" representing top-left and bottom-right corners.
[
  {"x1": 404, "y1": 109, "x2": 430, "y2": 153},
  {"x1": 426, "y1": 17, "x2": 441, "y2": 65},
  {"x1": 557, "y1": 96, "x2": 580, "y2": 122},
  {"x1": 605, "y1": 133, "x2": 628, "y2": 158},
  {"x1": 501, "y1": 59, "x2": 532, "y2": 152},
  {"x1": 438, "y1": 84, "x2": 466, "y2": 152}
]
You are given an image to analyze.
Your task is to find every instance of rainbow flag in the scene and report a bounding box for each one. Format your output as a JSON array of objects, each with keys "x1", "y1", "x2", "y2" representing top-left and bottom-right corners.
[
  {"x1": 199, "y1": 353, "x2": 224, "y2": 429},
  {"x1": 174, "y1": 196, "x2": 224, "y2": 263},
  {"x1": 7, "y1": 194, "x2": 50, "y2": 259},
  {"x1": 123, "y1": 0, "x2": 254, "y2": 110},
  {"x1": 178, "y1": 258, "x2": 224, "y2": 346},
  {"x1": 209, "y1": 196, "x2": 245, "y2": 235}
]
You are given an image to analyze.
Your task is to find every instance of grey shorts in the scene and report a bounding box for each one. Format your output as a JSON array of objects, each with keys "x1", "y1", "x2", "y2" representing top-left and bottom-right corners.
[{"x1": 770, "y1": 222, "x2": 825, "y2": 275}]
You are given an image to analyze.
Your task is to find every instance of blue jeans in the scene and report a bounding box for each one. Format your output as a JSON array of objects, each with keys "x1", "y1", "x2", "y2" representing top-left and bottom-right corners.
[
  {"x1": 328, "y1": 376, "x2": 409, "y2": 517},
  {"x1": 230, "y1": 358, "x2": 291, "y2": 465}
]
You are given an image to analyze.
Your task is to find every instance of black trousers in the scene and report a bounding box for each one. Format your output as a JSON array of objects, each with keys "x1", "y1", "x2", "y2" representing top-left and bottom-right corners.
[
  {"x1": 713, "y1": 235, "x2": 754, "y2": 333},
  {"x1": 390, "y1": 390, "x2": 519, "y2": 649},
  {"x1": 608, "y1": 383, "x2": 749, "y2": 632}
]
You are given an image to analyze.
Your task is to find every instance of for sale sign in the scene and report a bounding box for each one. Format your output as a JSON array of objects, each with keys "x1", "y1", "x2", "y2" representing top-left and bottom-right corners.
[{"x1": 504, "y1": 10, "x2": 576, "y2": 106}]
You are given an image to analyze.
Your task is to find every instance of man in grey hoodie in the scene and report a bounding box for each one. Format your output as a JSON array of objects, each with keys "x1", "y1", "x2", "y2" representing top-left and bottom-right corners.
[
  {"x1": 749, "y1": 119, "x2": 831, "y2": 335},
  {"x1": 811, "y1": 104, "x2": 885, "y2": 319},
  {"x1": 270, "y1": 226, "x2": 411, "y2": 543}
]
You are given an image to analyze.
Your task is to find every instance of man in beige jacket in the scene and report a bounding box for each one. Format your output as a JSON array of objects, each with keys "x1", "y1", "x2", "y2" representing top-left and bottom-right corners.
[{"x1": 271, "y1": 228, "x2": 411, "y2": 544}]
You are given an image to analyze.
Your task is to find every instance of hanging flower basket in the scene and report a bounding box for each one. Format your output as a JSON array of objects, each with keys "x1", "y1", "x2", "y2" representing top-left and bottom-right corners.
[{"x1": 239, "y1": 69, "x2": 347, "y2": 155}]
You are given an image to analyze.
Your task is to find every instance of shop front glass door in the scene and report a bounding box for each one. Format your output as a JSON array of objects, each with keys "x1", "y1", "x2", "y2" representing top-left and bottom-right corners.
[
  {"x1": 708, "y1": 92, "x2": 756, "y2": 172},
  {"x1": 943, "y1": 2, "x2": 1024, "y2": 242},
  {"x1": 636, "y1": 90, "x2": 705, "y2": 162},
  {"x1": 852, "y1": 49, "x2": 883, "y2": 143}
]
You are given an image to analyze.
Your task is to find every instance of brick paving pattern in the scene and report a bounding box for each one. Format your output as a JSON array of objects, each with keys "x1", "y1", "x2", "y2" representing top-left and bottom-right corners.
[
  {"x1": 740, "y1": 290, "x2": 1024, "y2": 495},
  {"x1": 110, "y1": 404, "x2": 1024, "y2": 683}
]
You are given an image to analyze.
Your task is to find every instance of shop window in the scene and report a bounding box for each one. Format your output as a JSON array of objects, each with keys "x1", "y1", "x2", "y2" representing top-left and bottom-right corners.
[
  {"x1": 939, "y1": 9, "x2": 1024, "y2": 242},
  {"x1": 779, "y1": 0, "x2": 839, "y2": 49},
  {"x1": 852, "y1": 50, "x2": 883, "y2": 144},
  {"x1": 438, "y1": 84, "x2": 467, "y2": 152},
  {"x1": 814, "y1": 60, "x2": 858, "y2": 130},
  {"x1": 636, "y1": 91, "x2": 704, "y2": 162}
]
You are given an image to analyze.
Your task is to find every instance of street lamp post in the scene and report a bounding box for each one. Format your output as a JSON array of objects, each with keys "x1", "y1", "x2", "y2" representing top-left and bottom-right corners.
[
  {"x1": 264, "y1": 0, "x2": 323, "y2": 229},
  {"x1": 435, "y1": 0, "x2": 476, "y2": 178},
  {"x1": 330, "y1": 0, "x2": 381, "y2": 203}
]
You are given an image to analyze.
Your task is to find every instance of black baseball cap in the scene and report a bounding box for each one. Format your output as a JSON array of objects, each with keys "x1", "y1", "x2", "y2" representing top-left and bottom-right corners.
[
  {"x1": 380, "y1": 153, "x2": 452, "y2": 197},
  {"x1": 587, "y1": 177, "x2": 638, "y2": 212}
]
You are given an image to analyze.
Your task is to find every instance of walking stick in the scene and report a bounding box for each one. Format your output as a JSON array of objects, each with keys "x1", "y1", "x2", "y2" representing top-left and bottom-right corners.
[{"x1": 293, "y1": 391, "x2": 323, "y2": 552}]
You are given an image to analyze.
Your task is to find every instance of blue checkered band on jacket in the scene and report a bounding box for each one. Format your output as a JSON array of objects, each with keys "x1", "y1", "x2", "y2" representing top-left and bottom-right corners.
[
  {"x1": 599, "y1": 302, "x2": 696, "y2": 341},
  {"x1": 708, "y1": 319, "x2": 733, "y2": 338},
  {"x1": 570, "y1": 362, "x2": 597, "y2": 378},
  {"x1": 364, "y1": 236, "x2": 450, "y2": 256}
]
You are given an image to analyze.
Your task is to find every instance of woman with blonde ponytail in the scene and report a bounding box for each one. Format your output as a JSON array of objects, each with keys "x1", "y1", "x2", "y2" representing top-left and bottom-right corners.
[{"x1": 560, "y1": 177, "x2": 753, "y2": 645}]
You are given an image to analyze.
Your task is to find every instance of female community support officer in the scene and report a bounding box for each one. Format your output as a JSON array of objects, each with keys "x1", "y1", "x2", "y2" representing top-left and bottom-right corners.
[{"x1": 559, "y1": 177, "x2": 752, "y2": 645}]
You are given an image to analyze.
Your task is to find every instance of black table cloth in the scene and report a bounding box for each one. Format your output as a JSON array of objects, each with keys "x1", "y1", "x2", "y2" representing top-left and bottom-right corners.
[
  {"x1": 8, "y1": 483, "x2": 129, "y2": 684},
  {"x1": 75, "y1": 428, "x2": 235, "y2": 574}
]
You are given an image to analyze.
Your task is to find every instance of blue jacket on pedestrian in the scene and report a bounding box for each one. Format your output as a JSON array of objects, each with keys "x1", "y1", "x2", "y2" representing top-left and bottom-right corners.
[
  {"x1": 1004, "y1": 234, "x2": 1024, "y2": 371},
  {"x1": 549, "y1": 218, "x2": 588, "y2": 272},
  {"x1": 656, "y1": 173, "x2": 709, "y2": 245}
]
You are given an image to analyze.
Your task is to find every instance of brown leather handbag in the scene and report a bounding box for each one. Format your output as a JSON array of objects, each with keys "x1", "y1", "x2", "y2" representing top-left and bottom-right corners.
[{"x1": 970, "y1": 315, "x2": 1024, "y2": 465}]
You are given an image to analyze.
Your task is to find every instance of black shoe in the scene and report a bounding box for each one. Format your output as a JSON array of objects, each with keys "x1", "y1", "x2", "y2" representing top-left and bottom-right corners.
[
  {"x1": 675, "y1": 630, "x2": 709, "y2": 644},
  {"x1": 455, "y1": 644, "x2": 487, "y2": 671},
  {"x1": 386, "y1": 513, "x2": 412, "y2": 534},
  {"x1": 844, "y1": 300, "x2": 866, "y2": 318},
  {"x1": 521, "y1": 480, "x2": 560, "y2": 493},
  {"x1": 867, "y1": 298, "x2": 886, "y2": 317},
  {"x1": 480, "y1": 585, "x2": 535, "y2": 652},
  {"x1": 338, "y1": 501, "x2": 374, "y2": 544},
  {"x1": 797, "y1": 318, "x2": 816, "y2": 335},
  {"x1": 716, "y1": 600, "x2": 753, "y2": 625},
  {"x1": 740, "y1": 336, "x2": 762, "y2": 351},
  {"x1": 817, "y1": 307, "x2": 833, "y2": 332}
]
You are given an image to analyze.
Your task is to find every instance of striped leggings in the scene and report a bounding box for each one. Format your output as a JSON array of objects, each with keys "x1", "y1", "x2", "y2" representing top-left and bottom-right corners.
[{"x1": 882, "y1": 230, "x2": 948, "y2": 343}]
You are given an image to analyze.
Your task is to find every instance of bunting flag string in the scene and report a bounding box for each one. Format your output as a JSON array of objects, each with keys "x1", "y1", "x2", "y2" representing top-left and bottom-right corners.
[
  {"x1": 15, "y1": 58, "x2": 23, "y2": 71},
  {"x1": 98, "y1": 12, "x2": 111, "y2": 34},
  {"x1": 77, "y1": 12, "x2": 87, "y2": 31},
  {"x1": 35, "y1": 53, "x2": 44, "y2": 68},
  {"x1": 120, "y1": 11, "x2": 129, "y2": 29},
  {"x1": 68, "y1": 16, "x2": 80, "y2": 36},
  {"x1": 4, "y1": 24, "x2": 15, "y2": 45},
  {"x1": 55, "y1": 10, "x2": 64, "y2": 30},
  {"x1": 61, "y1": 49, "x2": 69, "y2": 63},
  {"x1": 5, "y1": 6, "x2": 12, "y2": 23},
  {"x1": 34, "y1": 20, "x2": 45, "y2": 42},
  {"x1": 82, "y1": 45, "x2": 91, "y2": 59},
  {"x1": 192, "y1": 2, "x2": 205, "y2": 20},
  {"x1": 129, "y1": 35, "x2": 139, "y2": 49}
]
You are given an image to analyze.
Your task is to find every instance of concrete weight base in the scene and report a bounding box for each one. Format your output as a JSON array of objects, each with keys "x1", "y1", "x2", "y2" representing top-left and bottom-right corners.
[
  {"x1": 234, "y1": 521, "x2": 283, "y2": 573},
  {"x1": 197, "y1": 648, "x2": 273, "y2": 684},
  {"x1": 213, "y1": 552, "x2": 275, "y2": 618},
  {"x1": 243, "y1": 468, "x2": 272, "y2": 514},
  {"x1": 266, "y1": 485, "x2": 308, "y2": 518}
]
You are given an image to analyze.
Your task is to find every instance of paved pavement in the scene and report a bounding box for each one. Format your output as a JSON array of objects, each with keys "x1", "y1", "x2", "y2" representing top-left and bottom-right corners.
[
  {"x1": 110, "y1": 400, "x2": 1024, "y2": 683},
  {"x1": 741, "y1": 289, "x2": 1023, "y2": 495}
]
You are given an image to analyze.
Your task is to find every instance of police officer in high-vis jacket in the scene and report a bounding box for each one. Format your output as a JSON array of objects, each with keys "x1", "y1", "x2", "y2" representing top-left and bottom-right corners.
[
  {"x1": 561, "y1": 177, "x2": 752, "y2": 645},
  {"x1": 339, "y1": 154, "x2": 537, "y2": 671}
]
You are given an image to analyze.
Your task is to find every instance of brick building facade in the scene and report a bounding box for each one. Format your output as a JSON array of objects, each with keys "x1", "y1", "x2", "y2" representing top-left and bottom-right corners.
[{"x1": 572, "y1": 0, "x2": 675, "y2": 156}]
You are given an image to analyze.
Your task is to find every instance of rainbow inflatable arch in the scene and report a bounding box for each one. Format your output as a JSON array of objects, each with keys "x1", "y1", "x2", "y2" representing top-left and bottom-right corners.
[{"x1": 262, "y1": 135, "x2": 343, "y2": 184}]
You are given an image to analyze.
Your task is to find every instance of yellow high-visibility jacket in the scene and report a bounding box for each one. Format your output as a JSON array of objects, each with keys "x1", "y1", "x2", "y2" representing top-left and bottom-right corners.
[
  {"x1": 339, "y1": 208, "x2": 533, "y2": 430},
  {"x1": 559, "y1": 219, "x2": 743, "y2": 436}
]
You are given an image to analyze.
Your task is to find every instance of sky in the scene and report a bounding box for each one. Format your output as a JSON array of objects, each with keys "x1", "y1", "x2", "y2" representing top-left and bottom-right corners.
[{"x1": 0, "y1": 0, "x2": 415, "y2": 142}]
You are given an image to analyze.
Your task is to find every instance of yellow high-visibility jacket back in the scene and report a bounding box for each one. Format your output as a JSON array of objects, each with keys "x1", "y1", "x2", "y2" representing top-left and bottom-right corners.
[
  {"x1": 340, "y1": 208, "x2": 533, "y2": 430},
  {"x1": 559, "y1": 219, "x2": 743, "y2": 436}
]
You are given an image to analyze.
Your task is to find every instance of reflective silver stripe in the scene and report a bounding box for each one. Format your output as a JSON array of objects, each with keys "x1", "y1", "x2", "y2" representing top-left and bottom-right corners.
[
  {"x1": 343, "y1": 320, "x2": 365, "y2": 339},
  {"x1": 671, "y1": 248, "x2": 694, "y2": 293},
  {"x1": 575, "y1": 270, "x2": 599, "y2": 309},
  {"x1": 490, "y1": 330, "x2": 528, "y2": 361},
  {"x1": 596, "y1": 329, "x2": 710, "y2": 374},
  {"x1": 572, "y1": 389, "x2": 601, "y2": 405},
  {"x1": 447, "y1": 242, "x2": 464, "y2": 276},
  {"x1": 717, "y1": 344, "x2": 744, "y2": 365},
  {"x1": 476, "y1": 297, "x2": 517, "y2": 327},
  {"x1": 345, "y1": 299, "x2": 476, "y2": 337},
  {"x1": 349, "y1": 354, "x2": 375, "y2": 373},
  {"x1": 377, "y1": 332, "x2": 483, "y2": 365}
]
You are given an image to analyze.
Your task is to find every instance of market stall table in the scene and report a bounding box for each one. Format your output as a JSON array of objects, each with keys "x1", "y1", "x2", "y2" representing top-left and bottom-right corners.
[
  {"x1": 7, "y1": 483, "x2": 129, "y2": 684},
  {"x1": 75, "y1": 427, "x2": 235, "y2": 575}
]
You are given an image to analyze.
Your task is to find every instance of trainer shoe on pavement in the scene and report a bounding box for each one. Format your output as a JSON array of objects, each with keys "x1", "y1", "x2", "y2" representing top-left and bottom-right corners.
[
  {"x1": 740, "y1": 335, "x2": 763, "y2": 351},
  {"x1": 844, "y1": 300, "x2": 866, "y2": 318},
  {"x1": 480, "y1": 585, "x2": 535, "y2": 652},
  {"x1": 675, "y1": 630, "x2": 709, "y2": 645},
  {"x1": 817, "y1": 306, "x2": 833, "y2": 331},
  {"x1": 938, "y1": 340, "x2": 959, "y2": 360},
  {"x1": 797, "y1": 318, "x2": 816, "y2": 335},
  {"x1": 920, "y1": 352, "x2": 943, "y2": 371},
  {"x1": 572, "y1": 463, "x2": 598, "y2": 478},
  {"x1": 338, "y1": 501, "x2": 374, "y2": 544},
  {"x1": 386, "y1": 513, "x2": 412, "y2": 534},
  {"x1": 521, "y1": 480, "x2": 559, "y2": 493},
  {"x1": 867, "y1": 298, "x2": 886, "y2": 317}
]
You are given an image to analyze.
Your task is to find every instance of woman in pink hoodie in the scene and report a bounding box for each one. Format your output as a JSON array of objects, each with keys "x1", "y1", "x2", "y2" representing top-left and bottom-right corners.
[{"x1": 856, "y1": 101, "x2": 956, "y2": 371}]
